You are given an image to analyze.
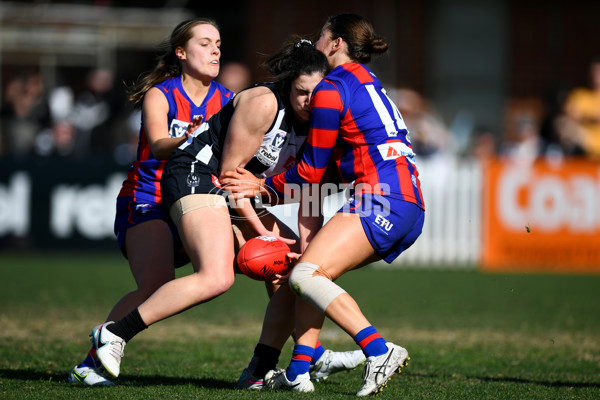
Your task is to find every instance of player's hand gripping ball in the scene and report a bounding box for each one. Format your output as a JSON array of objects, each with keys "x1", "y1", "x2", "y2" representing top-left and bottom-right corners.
[{"x1": 237, "y1": 236, "x2": 291, "y2": 281}]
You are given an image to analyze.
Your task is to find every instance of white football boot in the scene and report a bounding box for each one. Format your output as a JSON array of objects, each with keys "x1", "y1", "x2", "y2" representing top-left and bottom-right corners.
[
  {"x1": 90, "y1": 322, "x2": 126, "y2": 378},
  {"x1": 68, "y1": 364, "x2": 115, "y2": 386},
  {"x1": 356, "y1": 343, "x2": 409, "y2": 397},
  {"x1": 264, "y1": 369, "x2": 314, "y2": 392},
  {"x1": 310, "y1": 349, "x2": 366, "y2": 381}
]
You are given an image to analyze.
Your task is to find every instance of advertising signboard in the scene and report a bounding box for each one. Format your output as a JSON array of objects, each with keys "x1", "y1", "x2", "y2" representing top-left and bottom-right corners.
[{"x1": 482, "y1": 159, "x2": 600, "y2": 272}]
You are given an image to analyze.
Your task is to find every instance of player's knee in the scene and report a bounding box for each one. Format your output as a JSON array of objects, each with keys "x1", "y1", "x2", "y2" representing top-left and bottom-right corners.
[
  {"x1": 190, "y1": 269, "x2": 235, "y2": 298},
  {"x1": 289, "y1": 262, "x2": 346, "y2": 313},
  {"x1": 289, "y1": 262, "x2": 317, "y2": 295},
  {"x1": 212, "y1": 272, "x2": 235, "y2": 296}
]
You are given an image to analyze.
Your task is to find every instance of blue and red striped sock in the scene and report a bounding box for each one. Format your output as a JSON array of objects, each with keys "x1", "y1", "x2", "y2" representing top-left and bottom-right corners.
[
  {"x1": 354, "y1": 326, "x2": 388, "y2": 358},
  {"x1": 286, "y1": 344, "x2": 315, "y2": 381},
  {"x1": 80, "y1": 347, "x2": 100, "y2": 369},
  {"x1": 311, "y1": 341, "x2": 325, "y2": 366}
]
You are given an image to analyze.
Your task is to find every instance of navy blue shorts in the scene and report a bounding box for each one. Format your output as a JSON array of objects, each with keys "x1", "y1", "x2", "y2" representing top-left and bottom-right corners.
[
  {"x1": 340, "y1": 194, "x2": 424, "y2": 263},
  {"x1": 114, "y1": 196, "x2": 183, "y2": 262}
]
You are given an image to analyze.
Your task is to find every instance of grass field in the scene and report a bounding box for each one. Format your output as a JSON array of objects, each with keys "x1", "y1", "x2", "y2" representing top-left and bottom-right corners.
[{"x1": 1, "y1": 252, "x2": 599, "y2": 399}]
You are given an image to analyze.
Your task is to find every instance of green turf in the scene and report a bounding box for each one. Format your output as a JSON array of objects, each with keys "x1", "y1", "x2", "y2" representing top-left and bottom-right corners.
[{"x1": 1, "y1": 252, "x2": 599, "y2": 399}]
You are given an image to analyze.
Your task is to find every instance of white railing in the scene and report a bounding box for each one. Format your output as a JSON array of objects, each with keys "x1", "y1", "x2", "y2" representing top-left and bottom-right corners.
[
  {"x1": 267, "y1": 157, "x2": 482, "y2": 269},
  {"x1": 395, "y1": 157, "x2": 481, "y2": 268}
]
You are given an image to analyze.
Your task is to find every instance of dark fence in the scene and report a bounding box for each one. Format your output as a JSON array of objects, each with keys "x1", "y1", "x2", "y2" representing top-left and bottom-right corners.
[{"x1": 0, "y1": 157, "x2": 125, "y2": 251}]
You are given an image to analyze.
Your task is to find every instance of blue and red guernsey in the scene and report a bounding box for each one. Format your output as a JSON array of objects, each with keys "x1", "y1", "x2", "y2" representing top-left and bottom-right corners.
[
  {"x1": 265, "y1": 63, "x2": 424, "y2": 209},
  {"x1": 118, "y1": 77, "x2": 233, "y2": 204}
]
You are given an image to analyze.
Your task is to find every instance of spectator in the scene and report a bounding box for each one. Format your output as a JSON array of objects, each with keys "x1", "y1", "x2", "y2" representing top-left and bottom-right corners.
[
  {"x1": 500, "y1": 113, "x2": 543, "y2": 164},
  {"x1": 391, "y1": 87, "x2": 455, "y2": 192},
  {"x1": 563, "y1": 57, "x2": 600, "y2": 160},
  {"x1": 0, "y1": 70, "x2": 51, "y2": 158},
  {"x1": 112, "y1": 109, "x2": 141, "y2": 166},
  {"x1": 69, "y1": 68, "x2": 119, "y2": 158},
  {"x1": 391, "y1": 87, "x2": 454, "y2": 159},
  {"x1": 539, "y1": 84, "x2": 586, "y2": 160},
  {"x1": 32, "y1": 82, "x2": 76, "y2": 158},
  {"x1": 468, "y1": 126, "x2": 498, "y2": 163},
  {"x1": 34, "y1": 120, "x2": 77, "y2": 158}
]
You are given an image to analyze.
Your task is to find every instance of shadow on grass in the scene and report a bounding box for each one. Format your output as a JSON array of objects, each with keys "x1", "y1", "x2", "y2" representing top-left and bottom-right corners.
[
  {"x1": 119, "y1": 374, "x2": 232, "y2": 389},
  {"x1": 4, "y1": 368, "x2": 599, "y2": 391},
  {"x1": 410, "y1": 372, "x2": 600, "y2": 389},
  {"x1": 0, "y1": 369, "x2": 233, "y2": 389},
  {"x1": 474, "y1": 375, "x2": 600, "y2": 389}
]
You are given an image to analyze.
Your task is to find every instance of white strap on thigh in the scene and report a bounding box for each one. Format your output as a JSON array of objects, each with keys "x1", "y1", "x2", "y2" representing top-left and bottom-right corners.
[{"x1": 288, "y1": 262, "x2": 347, "y2": 313}]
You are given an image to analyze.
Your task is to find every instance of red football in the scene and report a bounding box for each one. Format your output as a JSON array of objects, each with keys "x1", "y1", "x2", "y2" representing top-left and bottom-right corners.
[{"x1": 237, "y1": 236, "x2": 291, "y2": 281}]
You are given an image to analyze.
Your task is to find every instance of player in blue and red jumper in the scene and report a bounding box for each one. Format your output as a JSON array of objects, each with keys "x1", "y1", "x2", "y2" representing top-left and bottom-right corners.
[
  {"x1": 84, "y1": 36, "x2": 366, "y2": 385},
  {"x1": 224, "y1": 13, "x2": 425, "y2": 396},
  {"x1": 68, "y1": 18, "x2": 233, "y2": 386}
]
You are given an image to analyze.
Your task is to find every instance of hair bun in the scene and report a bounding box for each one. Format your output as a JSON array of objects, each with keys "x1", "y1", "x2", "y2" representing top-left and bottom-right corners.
[
  {"x1": 370, "y1": 37, "x2": 388, "y2": 54},
  {"x1": 295, "y1": 39, "x2": 313, "y2": 48}
]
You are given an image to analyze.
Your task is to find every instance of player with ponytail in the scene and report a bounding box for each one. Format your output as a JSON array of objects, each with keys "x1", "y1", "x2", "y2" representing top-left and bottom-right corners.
[
  {"x1": 224, "y1": 13, "x2": 425, "y2": 396},
  {"x1": 85, "y1": 35, "x2": 364, "y2": 384}
]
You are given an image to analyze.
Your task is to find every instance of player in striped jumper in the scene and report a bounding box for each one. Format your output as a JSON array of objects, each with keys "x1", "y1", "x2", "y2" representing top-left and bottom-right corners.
[
  {"x1": 68, "y1": 18, "x2": 233, "y2": 386},
  {"x1": 223, "y1": 13, "x2": 425, "y2": 396},
  {"x1": 86, "y1": 36, "x2": 364, "y2": 384}
]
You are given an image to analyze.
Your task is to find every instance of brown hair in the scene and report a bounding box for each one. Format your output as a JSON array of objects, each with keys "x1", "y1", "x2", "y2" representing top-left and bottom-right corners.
[
  {"x1": 127, "y1": 18, "x2": 220, "y2": 108},
  {"x1": 324, "y1": 13, "x2": 388, "y2": 64},
  {"x1": 262, "y1": 36, "x2": 329, "y2": 104}
]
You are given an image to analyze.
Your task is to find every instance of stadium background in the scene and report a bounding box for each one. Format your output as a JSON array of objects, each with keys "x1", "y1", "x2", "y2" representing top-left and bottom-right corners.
[{"x1": 1, "y1": 0, "x2": 599, "y2": 272}]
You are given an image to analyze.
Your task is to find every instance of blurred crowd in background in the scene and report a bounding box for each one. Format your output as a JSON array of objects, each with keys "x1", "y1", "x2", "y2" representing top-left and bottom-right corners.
[
  {"x1": 1, "y1": 55, "x2": 599, "y2": 167},
  {"x1": 0, "y1": 61, "x2": 257, "y2": 165},
  {"x1": 1, "y1": 67, "x2": 131, "y2": 163}
]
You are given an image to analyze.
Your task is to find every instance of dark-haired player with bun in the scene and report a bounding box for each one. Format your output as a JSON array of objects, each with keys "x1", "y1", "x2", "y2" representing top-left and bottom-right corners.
[
  {"x1": 87, "y1": 36, "x2": 363, "y2": 383},
  {"x1": 224, "y1": 13, "x2": 425, "y2": 396}
]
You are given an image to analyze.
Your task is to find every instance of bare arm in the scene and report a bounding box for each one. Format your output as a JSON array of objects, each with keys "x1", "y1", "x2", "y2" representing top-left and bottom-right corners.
[
  {"x1": 218, "y1": 87, "x2": 276, "y2": 178},
  {"x1": 218, "y1": 87, "x2": 295, "y2": 243},
  {"x1": 143, "y1": 87, "x2": 199, "y2": 160}
]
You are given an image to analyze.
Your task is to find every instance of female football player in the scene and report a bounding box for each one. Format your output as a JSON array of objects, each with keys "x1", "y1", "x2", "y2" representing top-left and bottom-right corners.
[
  {"x1": 68, "y1": 18, "x2": 233, "y2": 386},
  {"x1": 223, "y1": 13, "x2": 425, "y2": 396},
  {"x1": 86, "y1": 36, "x2": 364, "y2": 384}
]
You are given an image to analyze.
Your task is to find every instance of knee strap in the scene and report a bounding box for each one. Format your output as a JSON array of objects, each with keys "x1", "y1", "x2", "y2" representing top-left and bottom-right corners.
[{"x1": 289, "y1": 262, "x2": 347, "y2": 313}]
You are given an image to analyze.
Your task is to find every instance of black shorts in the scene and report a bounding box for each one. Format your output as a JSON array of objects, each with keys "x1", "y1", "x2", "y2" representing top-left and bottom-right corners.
[{"x1": 161, "y1": 150, "x2": 226, "y2": 212}]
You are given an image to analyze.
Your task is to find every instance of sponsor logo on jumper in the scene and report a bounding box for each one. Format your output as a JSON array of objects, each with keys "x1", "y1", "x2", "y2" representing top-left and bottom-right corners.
[
  {"x1": 271, "y1": 131, "x2": 286, "y2": 148},
  {"x1": 134, "y1": 203, "x2": 152, "y2": 216},
  {"x1": 377, "y1": 142, "x2": 415, "y2": 161},
  {"x1": 374, "y1": 214, "x2": 394, "y2": 232},
  {"x1": 187, "y1": 172, "x2": 200, "y2": 187},
  {"x1": 169, "y1": 119, "x2": 189, "y2": 138},
  {"x1": 257, "y1": 148, "x2": 280, "y2": 165}
]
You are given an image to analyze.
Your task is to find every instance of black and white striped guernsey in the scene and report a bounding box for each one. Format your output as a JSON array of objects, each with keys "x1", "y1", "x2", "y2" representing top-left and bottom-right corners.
[
  {"x1": 160, "y1": 82, "x2": 308, "y2": 210},
  {"x1": 176, "y1": 82, "x2": 307, "y2": 178}
]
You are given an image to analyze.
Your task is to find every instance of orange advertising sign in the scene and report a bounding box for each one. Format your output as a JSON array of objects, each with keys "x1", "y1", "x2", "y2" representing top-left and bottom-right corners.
[{"x1": 481, "y1": 158, "x2": 600, "y2": 273}]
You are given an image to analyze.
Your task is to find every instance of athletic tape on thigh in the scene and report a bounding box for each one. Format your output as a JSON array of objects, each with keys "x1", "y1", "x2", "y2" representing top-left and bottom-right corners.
[
  {"x1": 289, "y1": 262, "x2": 346, "y2": 313},
  {"x1": 169, "y1": 194, "x2": 226, "y2": 224}
]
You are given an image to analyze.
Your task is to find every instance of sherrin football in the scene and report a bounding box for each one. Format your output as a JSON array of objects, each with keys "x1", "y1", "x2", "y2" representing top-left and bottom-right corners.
[{"x1": 237, "y1": 236, "x2": 291, "y2": 281}]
